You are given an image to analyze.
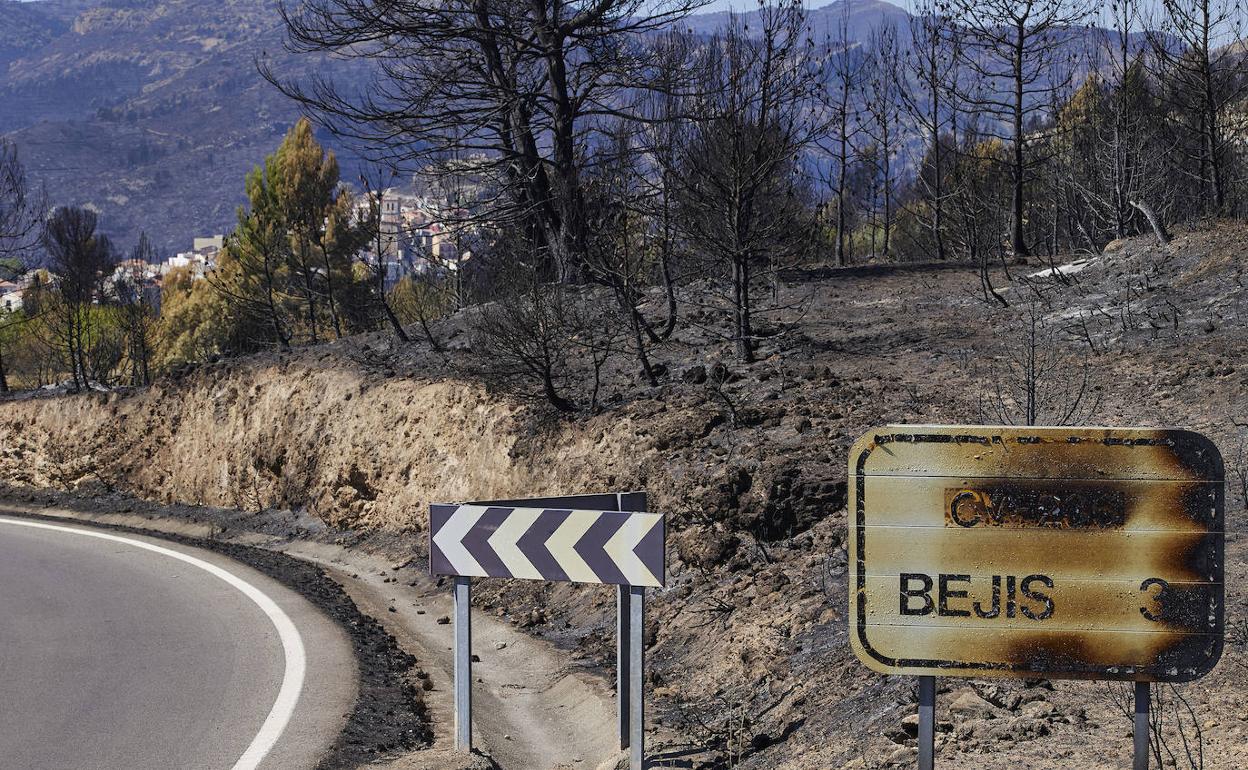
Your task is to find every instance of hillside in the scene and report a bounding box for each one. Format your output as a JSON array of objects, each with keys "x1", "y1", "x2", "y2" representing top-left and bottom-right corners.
[
  {"x1": 0, "y1": 0, "x2": 1146, "y2": 254},
  {"x1": 0, "y1": 0, "x2": 376, "y2": 252},
  {"x1": 1, "y1": 226, "x2": 1246, "y2": 768},
  {"x1": 7, "y1": 0, "x2": 908, "y2": 253},
  {"x1": 678, "y1": 0, "x2": 909, "y2": 40}
]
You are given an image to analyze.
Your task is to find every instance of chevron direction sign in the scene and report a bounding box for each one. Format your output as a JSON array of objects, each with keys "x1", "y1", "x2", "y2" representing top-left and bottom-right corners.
[{"x1": 429, "y1": 504, "x2": 666, "y2": 588}]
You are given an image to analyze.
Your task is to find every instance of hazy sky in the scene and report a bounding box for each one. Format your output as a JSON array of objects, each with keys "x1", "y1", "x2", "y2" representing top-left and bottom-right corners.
[{"x1": 10, "y1": 0, "x2": 1201, "y2": 28}]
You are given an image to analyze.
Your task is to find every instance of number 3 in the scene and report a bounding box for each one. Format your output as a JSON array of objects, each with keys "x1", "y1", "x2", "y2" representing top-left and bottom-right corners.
[{"x1": 1139, "y1": 577, "x2": 1169, "y2": 622}]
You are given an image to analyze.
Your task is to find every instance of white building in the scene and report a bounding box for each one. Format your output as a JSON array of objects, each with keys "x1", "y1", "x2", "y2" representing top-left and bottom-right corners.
[
  {"x1": 0, "y1": 277, "x2": 29, "y2": 313},
  {"x1": 160, "y1": 235, "x2": 222, "y2": 280},
  {"x1": 193, "y1": 235, "x2": 224, "y2": 253},
  {"x1": 1, "y1": 290, "x2": 21, "y2": 313}
]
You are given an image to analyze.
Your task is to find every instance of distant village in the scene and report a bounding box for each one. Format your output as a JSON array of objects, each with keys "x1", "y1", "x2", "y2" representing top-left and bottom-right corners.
[{"x1": 0, "y1": 183, "x2": 475, "y2": 316}]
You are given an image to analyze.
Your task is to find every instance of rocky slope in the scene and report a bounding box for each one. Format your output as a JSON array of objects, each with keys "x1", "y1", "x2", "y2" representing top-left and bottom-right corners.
[{"x1": 2, "y1": 226, "x2": 1248, "y2": 768}]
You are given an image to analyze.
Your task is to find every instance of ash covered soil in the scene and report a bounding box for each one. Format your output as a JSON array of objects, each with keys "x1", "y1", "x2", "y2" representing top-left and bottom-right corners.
[{"x1": 3, "y1": 225, "x2": 1248, "y2": 769}]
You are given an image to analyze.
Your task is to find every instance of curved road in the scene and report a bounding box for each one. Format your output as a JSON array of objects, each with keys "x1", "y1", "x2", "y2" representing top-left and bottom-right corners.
[{"x1": 0, "y1": 516, "x2": 356, "y2": 770}]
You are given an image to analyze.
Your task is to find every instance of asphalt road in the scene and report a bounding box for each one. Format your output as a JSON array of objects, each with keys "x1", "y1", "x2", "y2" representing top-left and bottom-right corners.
[{"x1": 0, "y1": 516, "x2": 356, "y2": 770}]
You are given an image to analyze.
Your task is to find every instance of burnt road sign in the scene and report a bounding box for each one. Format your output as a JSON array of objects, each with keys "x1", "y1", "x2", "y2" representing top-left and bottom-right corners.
[
  {"x1": 849, "y1": 425, "x2": 1224, "y2": 682},
  {"x1": 430, "y1": 504, "x2": 665, "y2": 587}
]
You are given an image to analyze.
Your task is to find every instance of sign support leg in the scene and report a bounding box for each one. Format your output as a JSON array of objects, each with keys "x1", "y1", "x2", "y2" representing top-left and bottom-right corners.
[
  {"x1": 630, "y1": 585, "x2": 645, "y2": 770},
  {"x1": 616, "y1": 490, "x2": 646, "y2": 753},
  {"x1": 454, "y1": 575, "x2": 472, "y2": 753},
  {"x1": 918, "y1": 675, "x2": 935, "y2": 770},
  {"x1": 618, "y1": 584, "x2": 631, "y2": 750},
  {"x1": 1134, "y1": 681, "x2": 1150, "y2": 770}
]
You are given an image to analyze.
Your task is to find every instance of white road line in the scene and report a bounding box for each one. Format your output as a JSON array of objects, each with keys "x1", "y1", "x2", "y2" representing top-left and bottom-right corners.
[{"x1": 0, "y1": 517, "x2": 306, "y2": 770}]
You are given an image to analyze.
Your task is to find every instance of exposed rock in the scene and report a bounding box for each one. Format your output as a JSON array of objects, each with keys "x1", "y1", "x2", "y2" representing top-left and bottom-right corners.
[
  {"x1": 949, "y1": 691, "x2": 999, "y2": 720},
  {"x1": 884, "y1": 746, "x2": 917, "y2": 766},
  {"x1": 1020, "y1": 700, "x2": 1057, "y2": 720},
  {"x1": 955, "y1": 718, "x2": 991, "y2": 741},
  {"x1": 672, "y1": 526, "x2": 740, "y2": 569}
]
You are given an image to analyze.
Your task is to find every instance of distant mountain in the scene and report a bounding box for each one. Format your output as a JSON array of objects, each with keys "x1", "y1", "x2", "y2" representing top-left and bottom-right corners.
[
  {"x1": 678, "y1": 0, "x2": 911, "y2": 42},
  {"x1": 0, "y1": 0, "x2": 374, "y2": 254},
  {"x1": 0, "y1": 1, "x2": 68, "y2": 64},
  {"x1": 0, "y1": 0, "x2": 1169, "y2": 253}
]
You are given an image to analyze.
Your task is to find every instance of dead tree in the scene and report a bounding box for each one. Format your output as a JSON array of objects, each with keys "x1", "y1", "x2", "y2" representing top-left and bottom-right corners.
[
  {"x1": 1047, "y1": 1, "x2": 1173, "y2": 249},
  {"x1": 472, "y1": 258, "x2": 579, "y2": 412},
  {"x1": 356, "y1": 169, "x2": 412, "y2": 343},
  {"x1": 637, "y1": 32, "x2": 693, "y2": 341},
  {"x1": 670, "y1": 1, "x2": 819, "y2": 363},
  {"x1": 266, "y1": 0, "x2": 705, "y2": 284},
  {"x1": 584, "y1": 124, "x2": 662, "y2": 386},
  {"x1": 0, "y1": 141, "x2": 41, "y2": 271},
  {"x1": 945, "y1": 0, "x2": 1090, "y2": 259},
  {"x1": 1151, "y1": 0, "x2": 1247, "y2": 218},
  {"x1": 0, "y1": 141, "x2": 42, "y2": 393},
  {"x1": 817, "y1": 3, "x2": 869, "y2": 266},
  {"x1": 207, "y1": 171, "x2": 294, "y2": 352},
  {"x1": 895, "y1": 2, "x2": 959, "y2": 261},
  {"x1": 979, "y1": 297, "x2": 1102, "y2": 426},
  {"x1": 41, "y1": 207, "x2": 116, "y2": 391},
  {"x1": 116, "y1": 233, "x2": 157, "y2": 386},
  {"x1": 861, "y1": 23, "x2": 903, "y2": 261},
  {"x1": 1106, "y1": 682, "x2": 1205, "y2": 770},
  {"x1": 1099, "y1": 0, "x2": 1160, "y2": 240}
]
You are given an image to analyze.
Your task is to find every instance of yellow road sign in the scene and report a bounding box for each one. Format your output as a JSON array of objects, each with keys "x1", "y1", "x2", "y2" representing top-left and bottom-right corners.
[{"x1": 849, "y1": 426, "x2": 1223, "y2": 681}]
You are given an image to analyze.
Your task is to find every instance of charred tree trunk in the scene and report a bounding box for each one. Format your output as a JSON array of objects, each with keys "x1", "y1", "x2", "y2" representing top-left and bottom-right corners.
[{"x1": 1130, "y1": 199, "x2": 1172, "y2": 245}]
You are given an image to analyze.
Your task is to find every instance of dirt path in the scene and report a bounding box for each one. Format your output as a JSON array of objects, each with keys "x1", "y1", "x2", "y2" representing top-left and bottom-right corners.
[
  {"x1": 285, "y1": 540, "x2": 624, "y2": 770},
  {"x1": 0, "y1": 500, "x2": 624, "y2": 770}
]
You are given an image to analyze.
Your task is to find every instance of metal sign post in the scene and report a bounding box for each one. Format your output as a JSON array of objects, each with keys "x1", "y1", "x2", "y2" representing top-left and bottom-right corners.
[
  {"x1": 1135, "y1": 681, "x2": 1150, "y2": 770},
  {"x1": 630, "y1": 583, "x2": 645, "y2": 769},
  {"x1": 454, "y1": 575, "x2": 472, "y2": 752},
  {"x1": 431, "y1": 492, "x2": 665, "y2": 770},
  {"x1": 616, "y1": 491, "x2": 648, "y2": 753},
  {"x1": 915, "y1": 674, "x2": 1149, "y2": 770},
  {"x1": 617, "y1": 584, "x2": 631, "y2": 749},
  {"x1": 917, "y1": 675, "x2": 935, "y2": 770}
]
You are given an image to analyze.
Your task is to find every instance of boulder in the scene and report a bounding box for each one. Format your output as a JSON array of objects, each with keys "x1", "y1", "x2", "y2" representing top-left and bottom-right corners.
[{"x1": 949, "y1": 691, "x2": 998, "y2": 720}]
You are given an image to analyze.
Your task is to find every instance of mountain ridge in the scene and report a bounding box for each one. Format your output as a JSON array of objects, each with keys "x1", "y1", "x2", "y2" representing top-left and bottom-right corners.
[{"x1": 0, "y1": 0, "x2": 1147, "y2": 252}]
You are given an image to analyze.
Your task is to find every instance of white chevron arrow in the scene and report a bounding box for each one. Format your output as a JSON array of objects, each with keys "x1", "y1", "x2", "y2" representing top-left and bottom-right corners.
[
  {"x1": 604, "y1": 513, "x2": 663, "y2": 587},
  {"x1": 545, "y1": 510, "x2": 599, "y2": 584},
  {"x1": 488, "y1": 506, "x2": 544, "y2": 580},
  {"x1": 432, "y1": 505, "x2": 488, "y2": 577}
]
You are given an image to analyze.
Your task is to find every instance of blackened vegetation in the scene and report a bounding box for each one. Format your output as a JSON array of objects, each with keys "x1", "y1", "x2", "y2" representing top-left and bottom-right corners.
[
  {"x1": 756, "y1": 471, "x2": 846, "y2": 542},
  {"x1": 975, "y1": 298, "x2": 1102, "y2": 428},
  {"x1": 1107, "y1": 681, "x2": 1206, "y2": 770},
  {"x1": 0, "y1": 510, "x2": 432, "y2": 766}
]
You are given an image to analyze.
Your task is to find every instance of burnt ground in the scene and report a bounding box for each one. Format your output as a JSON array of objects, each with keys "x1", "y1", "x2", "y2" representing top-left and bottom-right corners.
[
  {"x1": 3, "y1": 223, "x2": 1248, "y2": 768},
  {"x1": 455, "y1": 224, "x2": 1248, "y2": 769}
]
